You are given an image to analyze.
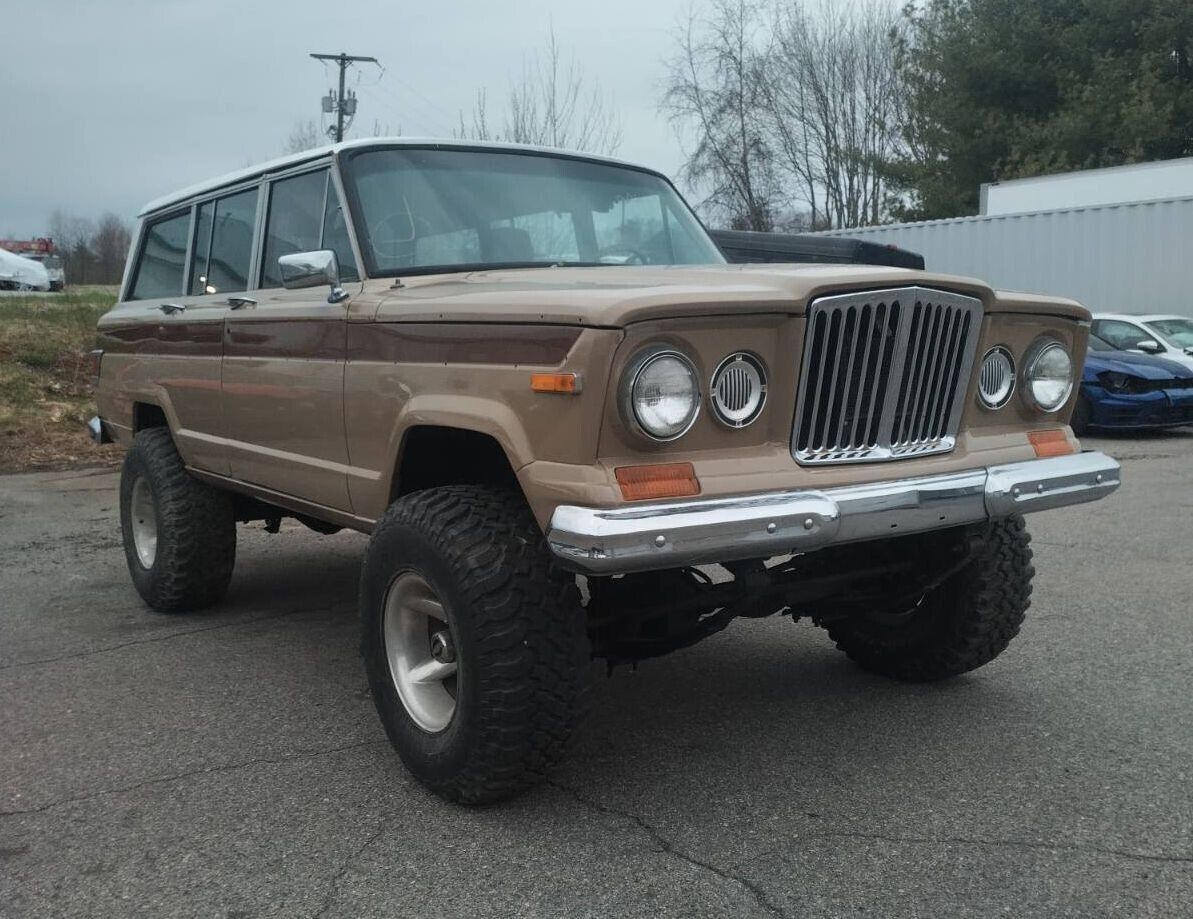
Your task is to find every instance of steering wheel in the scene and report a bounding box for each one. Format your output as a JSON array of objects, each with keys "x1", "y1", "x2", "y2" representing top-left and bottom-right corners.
[{"x1": 599, "y1": 247, "x2": 648, "y2": 265}]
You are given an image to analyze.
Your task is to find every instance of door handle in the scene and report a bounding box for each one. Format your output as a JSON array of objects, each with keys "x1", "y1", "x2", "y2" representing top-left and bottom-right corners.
[
  {"x1": 158, "y1": 303, "x2": 186, "y2": 315},
  {"x1": 227, "y1": 296, "x2": 257, "y2": 309}
]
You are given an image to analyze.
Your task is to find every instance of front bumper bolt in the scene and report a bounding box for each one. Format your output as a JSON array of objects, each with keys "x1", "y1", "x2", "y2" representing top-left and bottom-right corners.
[
  {"x1": 766, "y1": 522, "x2": 777, "y2": 534},
  {"x1": 655, "y1": 535, "x2": 666, "y2": 547},
  {"x1": 803, "y1": 518, "x2": 814, "y2": 530}
]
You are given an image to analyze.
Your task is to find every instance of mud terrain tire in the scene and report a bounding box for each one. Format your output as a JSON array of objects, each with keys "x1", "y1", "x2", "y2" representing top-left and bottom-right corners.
[
  {"x1": 119, "y1": 428, "x2": 236, "y2": 612},
  {"x1": 826, "y1": 517, "x2": 1034, "y2": 682},
  {"x1": 360, "y1": 485, "x2": 591, "y2": 804}
]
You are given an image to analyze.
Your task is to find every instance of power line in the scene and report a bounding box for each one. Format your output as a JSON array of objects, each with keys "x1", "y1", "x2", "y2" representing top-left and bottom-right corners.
[{"x1": 309, "y1": 51, "x2": 381, "y2": 142}]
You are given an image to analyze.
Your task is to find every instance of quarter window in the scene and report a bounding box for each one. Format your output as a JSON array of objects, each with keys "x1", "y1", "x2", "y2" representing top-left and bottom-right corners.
[
  {"x1": 129, "y1": 211, "x2": 190, "y2": 300},
  {"x1": 322, "y1": 180, "x2": 359, "y2": 283},
  {"x1": 204, "y1": 189, "x2": 258, "y2": 294}
]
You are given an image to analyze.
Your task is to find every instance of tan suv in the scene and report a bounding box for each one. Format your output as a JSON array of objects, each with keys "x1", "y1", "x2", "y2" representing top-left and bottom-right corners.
[{"x1": 92, "y1": 139, "x2": 1120, "y2": 803}]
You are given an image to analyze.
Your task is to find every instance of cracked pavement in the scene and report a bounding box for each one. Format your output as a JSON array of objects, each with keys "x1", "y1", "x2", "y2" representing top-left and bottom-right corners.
[{"x1": 2, "y1": 432, "x2": 1192, "y2": 917}]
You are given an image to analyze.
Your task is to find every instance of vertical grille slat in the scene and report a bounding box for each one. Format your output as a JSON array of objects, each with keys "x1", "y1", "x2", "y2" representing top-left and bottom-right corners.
[{"x1": 792, "y1": 287, "x2": 983, "y2": 465}]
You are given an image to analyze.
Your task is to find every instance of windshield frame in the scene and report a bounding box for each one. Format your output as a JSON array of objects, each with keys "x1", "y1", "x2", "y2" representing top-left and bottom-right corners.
[{"x1": 335, "y1": 144, "x2": 723, "y2": 279}]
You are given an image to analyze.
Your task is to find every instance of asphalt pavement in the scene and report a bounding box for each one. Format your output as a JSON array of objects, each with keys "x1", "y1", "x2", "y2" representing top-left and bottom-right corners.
[{"x1": 2, "y1": 433, "x2": 1192, "y2": 918}]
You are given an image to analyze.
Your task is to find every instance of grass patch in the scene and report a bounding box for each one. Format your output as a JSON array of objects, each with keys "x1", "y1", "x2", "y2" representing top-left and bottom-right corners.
[{"x1": 0, "y1": 288, "x2": 121, "y2": 471}]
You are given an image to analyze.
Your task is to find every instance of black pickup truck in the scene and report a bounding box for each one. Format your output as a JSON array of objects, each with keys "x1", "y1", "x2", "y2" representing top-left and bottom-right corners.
[{"x1": 710, "y1": 229, "x2": 925, "y2": 270}]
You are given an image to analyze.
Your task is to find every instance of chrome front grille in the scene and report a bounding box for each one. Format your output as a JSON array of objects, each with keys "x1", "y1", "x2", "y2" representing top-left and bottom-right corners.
[{"x1": 792, "y1": 287, "x2": 983, "y2": 464}]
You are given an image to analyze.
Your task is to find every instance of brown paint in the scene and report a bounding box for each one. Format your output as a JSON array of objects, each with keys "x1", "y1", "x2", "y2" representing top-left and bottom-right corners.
[
  {"x1": 98, "y1": 319, "x2": 580, "y2": 367},
  {"x1": 347, "y1": 323, "x2": 580, "y2": 366},
  {"x1": 98, "y1": 322, "x2": 222, "y2": 357},
  {"x1": 224, "y1": 318, "x2": 346, "y2": 360}
]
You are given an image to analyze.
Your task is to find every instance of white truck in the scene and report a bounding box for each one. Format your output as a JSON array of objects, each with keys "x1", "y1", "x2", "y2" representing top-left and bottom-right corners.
[{"x1": 0, "y1": 248, "x2": 50, "y2": 291}]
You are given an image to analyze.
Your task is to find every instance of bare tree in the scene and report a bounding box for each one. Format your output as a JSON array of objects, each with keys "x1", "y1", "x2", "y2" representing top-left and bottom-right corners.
[
  {"x1": 661, "y1": 0, "x2": 778, "y2": 230},
  {"x1": 458, "y1": 28, "x2": 623, "y2": 155},
  {"x1": 93, "y1": 213, "x2": 132, "y2": 283},
  {"x1": 284, "y1": 120, "x2": 323, "y2": 154},
  {"x1": 763, "y1": 0, "x2": 907, "y2": 228}
]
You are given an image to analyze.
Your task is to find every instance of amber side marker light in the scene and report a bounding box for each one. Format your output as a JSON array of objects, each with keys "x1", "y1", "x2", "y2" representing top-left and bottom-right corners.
[
  {"x1": 1029, "y1": 428, "x2": 1076, "y2": 458},
  {"x1": 530, "y1": 372, "x2": 581, "y2": 394},
  {"x1": 616, "y1": 463, "x2": 701, "y2": 501}
]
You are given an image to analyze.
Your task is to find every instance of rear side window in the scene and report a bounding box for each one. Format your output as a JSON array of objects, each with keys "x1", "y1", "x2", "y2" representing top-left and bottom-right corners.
[
  {"x1": 261, "y1": 170, "x2": 328, "y2": 288},
  {"x1": 205, "y1": 189, "x2": 258, "y2": 294},
  {"x1": 129, "y1": 211, "x2": 190, "y2": 300}
]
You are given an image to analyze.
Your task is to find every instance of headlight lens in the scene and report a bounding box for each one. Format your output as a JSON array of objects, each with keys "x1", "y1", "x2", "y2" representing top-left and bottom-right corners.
[
  {"x1": 1097, "y1": 370, "x2": 1134, "y2": 394},
  {"x1": 626, "y1": 350, "x2": 700, "y2": 440},
  {"x1": 1025, "y1": 341, "x2": 1074, "y2": 411}
]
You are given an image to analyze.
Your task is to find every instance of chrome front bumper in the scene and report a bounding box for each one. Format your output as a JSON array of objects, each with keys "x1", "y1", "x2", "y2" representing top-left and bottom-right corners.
[{"x1": 547, "y1": 451, "x2": 1121, "y2": 575}]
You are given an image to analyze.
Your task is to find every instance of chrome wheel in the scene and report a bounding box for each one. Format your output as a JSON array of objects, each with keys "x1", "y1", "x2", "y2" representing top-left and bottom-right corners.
[
  {"x1": 382, "y1": 572, "x2": 458, "y2": 733},
  {"x1": 130, "y1": 477, "x2": 158, "y2": 568}
]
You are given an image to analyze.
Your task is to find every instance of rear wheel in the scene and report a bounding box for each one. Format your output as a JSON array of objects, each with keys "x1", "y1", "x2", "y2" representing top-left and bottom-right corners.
[
  {"x1": 119, "y1": 428, "x2": 236, "y2": 612},
  {"x1": 825, "y1": 517, "x2": 1033, "y2": 682},
  {"x1": 360, "y1": 485, "x2": 591, "y2": 804}
]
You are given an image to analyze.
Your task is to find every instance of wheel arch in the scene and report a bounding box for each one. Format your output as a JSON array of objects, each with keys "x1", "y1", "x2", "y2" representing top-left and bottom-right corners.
[{"x1": 389, "y1": 424, "x2": 521, "y2": 504}]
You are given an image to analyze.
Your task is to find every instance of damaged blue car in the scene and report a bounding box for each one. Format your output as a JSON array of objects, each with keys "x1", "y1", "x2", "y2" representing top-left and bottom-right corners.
[{"x1": 1073, "y1": 334, "x2": 1193, "y2": 434}]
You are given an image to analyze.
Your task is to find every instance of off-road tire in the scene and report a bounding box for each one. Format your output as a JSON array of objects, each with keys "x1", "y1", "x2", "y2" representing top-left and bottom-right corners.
[
  {"x1": 825, "y1": 517, "x2": 1033, "y2": 682},
  {"x1": 1070, "y1": 395, "x2": 1092, "y2": 436},
  {"x1": 119, "y1": 428, "x2": 236, "y2": 612},
  {"x1": 359, "y1": 485, "x2": 591, "y2": 805}
]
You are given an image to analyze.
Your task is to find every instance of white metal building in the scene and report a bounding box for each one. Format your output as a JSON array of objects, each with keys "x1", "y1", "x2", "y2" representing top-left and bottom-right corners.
[
  {"x1": 817, "y1": 161, "x2": 1193, "y2": 316},
  {"x1": 980, "y1": 156, "x2": 1193, "y2": 215}
]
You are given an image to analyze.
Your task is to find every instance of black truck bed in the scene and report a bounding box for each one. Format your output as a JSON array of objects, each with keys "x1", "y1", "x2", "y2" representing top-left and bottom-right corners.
[{"x1": 710, "y1": 229, "x2": 925, "y2": 271}]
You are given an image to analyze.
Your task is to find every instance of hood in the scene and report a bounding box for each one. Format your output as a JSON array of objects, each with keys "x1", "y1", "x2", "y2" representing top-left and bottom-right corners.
[
  {"x1": 371, "y1": 264, "x2": 1089, "y2": 327},
  {"x1": 1083, "y1": 349, "x2": 1193, "y2": 381}
]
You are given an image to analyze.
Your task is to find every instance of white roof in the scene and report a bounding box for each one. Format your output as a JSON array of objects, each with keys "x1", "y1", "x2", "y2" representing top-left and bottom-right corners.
[
  {"x1": 981, "y1": 156, "x2": 1193, "y2": 216},
  {"x1": 138, "y1": 137, "x2": 661, "y2": 217},
  {"x1": 1092, "y1": 313, "x2": 1189, "y2": 323}
]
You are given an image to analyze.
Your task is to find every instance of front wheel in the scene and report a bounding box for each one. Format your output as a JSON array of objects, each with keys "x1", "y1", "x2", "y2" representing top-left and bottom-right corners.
[
  {"x1": 359, "y1": 486, "x2": 591, "y2": 804},
  {"x1": 825, "y1": 517, "x2": 1034, "y2": 682}
]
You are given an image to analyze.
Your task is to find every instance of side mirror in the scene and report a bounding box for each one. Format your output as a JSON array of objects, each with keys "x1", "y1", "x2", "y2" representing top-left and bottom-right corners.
[
  {"x1": 1135, "y1": 340, "x2": 1164, "y2": 355},
  {"x1": 278, "y1": 249, "x2": 349, "y2": 304}
]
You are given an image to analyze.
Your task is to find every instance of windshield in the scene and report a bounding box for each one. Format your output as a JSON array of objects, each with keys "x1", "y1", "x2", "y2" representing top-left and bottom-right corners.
[
  {"x1": 341, "y1": 147, "x2": 724, "y2": 277},
  {"x1": 1145, "y1": 318, "x2": 1193, "y2": 348},
  {"x1": 1088, "y1": 334, "x2": 1114, "y2": 352}
]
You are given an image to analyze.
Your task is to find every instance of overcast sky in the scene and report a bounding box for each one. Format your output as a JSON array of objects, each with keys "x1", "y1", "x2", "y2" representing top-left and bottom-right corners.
[{"x1": 0, "y1": 0, "x2": 720, "y2": 238}]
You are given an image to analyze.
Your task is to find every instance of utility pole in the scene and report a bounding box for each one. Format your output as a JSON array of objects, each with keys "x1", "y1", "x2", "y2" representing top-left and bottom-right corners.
[{"x1": 309, "y1": 51, "x2": 380, "y2": 142}]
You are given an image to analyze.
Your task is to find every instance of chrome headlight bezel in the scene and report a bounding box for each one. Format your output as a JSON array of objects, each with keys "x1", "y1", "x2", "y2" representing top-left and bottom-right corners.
[
  {"x1": 1023, "y1": 339, "x2": 1074, "y2": 413},
  {"x1": 619, "y1": 347, "x2": 701, "y2": 442},
  {"x1": 709, "y1": 352, "x2": 768, "y2": 428},
  {"x1": 977, "y1": 346, "x2": 1016, "y2": 410}
]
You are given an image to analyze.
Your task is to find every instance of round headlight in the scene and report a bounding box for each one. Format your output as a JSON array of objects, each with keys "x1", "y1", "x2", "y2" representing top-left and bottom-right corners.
[
  {"x1": 978, "y1": 346, "x2": 1015, "y2": 409},
  {"x1": 710, "y1": 352, "x2": 767, "y2": 427},
  {"x1": 1025, "y1": 341, "x2": 1074, "y2": 412},
  {"x1": 624, "y1": 350, "x2": 700, "y2": 440}
]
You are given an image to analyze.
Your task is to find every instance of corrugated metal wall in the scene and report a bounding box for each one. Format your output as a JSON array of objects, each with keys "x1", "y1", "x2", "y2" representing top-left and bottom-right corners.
[{"x1": 817, "y1": 197, "x2": 1193, "y2": 316}]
